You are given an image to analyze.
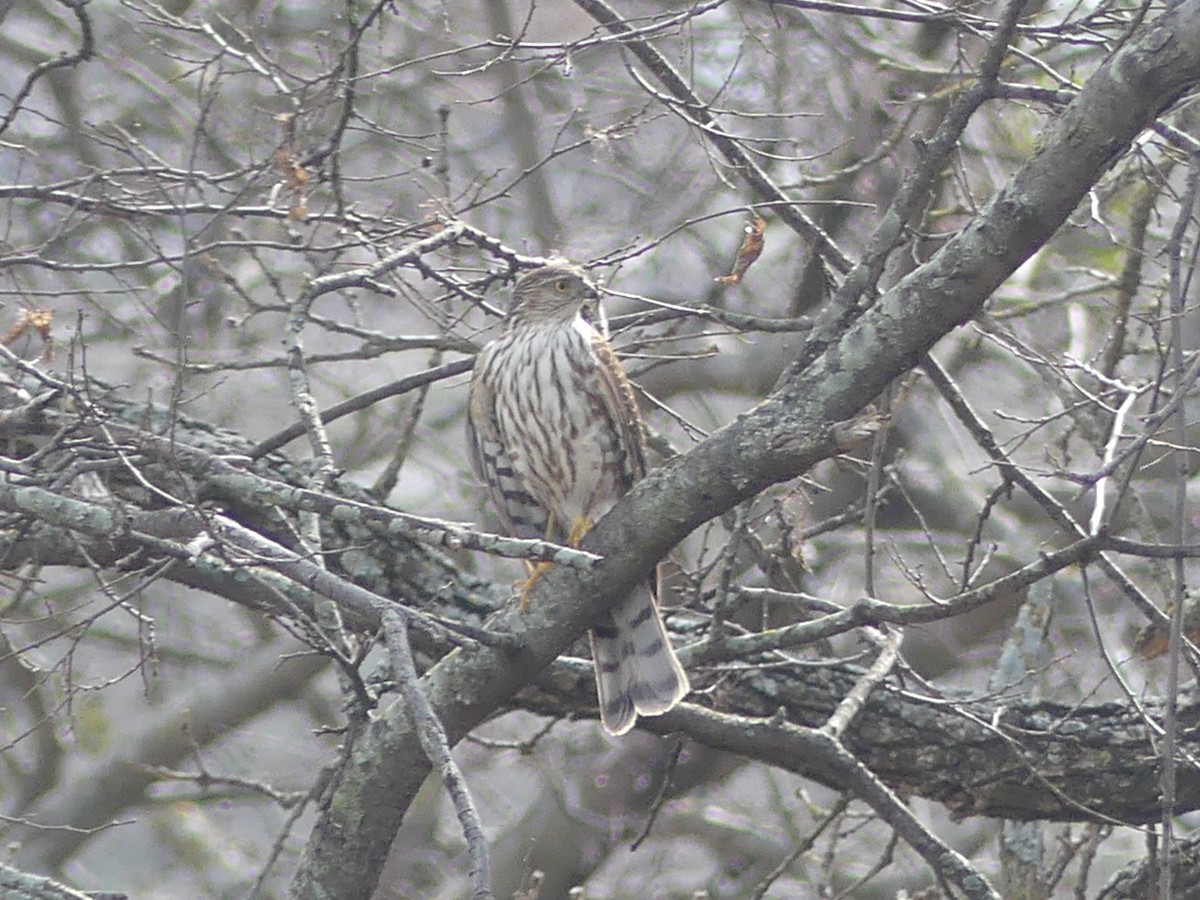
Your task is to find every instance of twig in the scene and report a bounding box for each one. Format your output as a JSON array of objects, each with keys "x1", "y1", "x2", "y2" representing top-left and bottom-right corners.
[
  {"x1": 749, "y1": 794, "x2": 851, "y2": 900},
  {"x1": 247, "y1": 764, "x2": 331, "y2": 898},
  {"x1": 381, "y1": 607, "x2": 492, "y2": 900},
  {"x1": 807, "y1": 728, "x2": 1000, "y2": 898},
  {"x1": 137, "y1": 764, "x2": 306, "y2": 807},
  {"x1": 250, "y1": 359, "x2": 474, "y2": 458},
  {"x1": 691, "y1": 535, "x2": 1102, "y2": 662},
  {"x1": 372, "y1": 348, "x2": 443, "y2": 497},
  {"x1": 0, "y1": 0, "x2": 94, "y2": 138},
  {"x1": 0, "y1": 861, "x2": 115, "y2": 900},
  {"x1": 821, "y1": 627, "x2": 902, "y2": 740},
  {"x1": 629, "y1": 737, "x2": 685, "y2": 851},
  {"x1": 1089, "y1": 387, "x2": 1138, "y2": 534}
]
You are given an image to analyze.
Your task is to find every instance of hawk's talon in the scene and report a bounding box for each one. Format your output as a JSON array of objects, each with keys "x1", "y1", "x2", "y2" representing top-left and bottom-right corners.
[
  {"x1": 566, "y1": 516, "x2": 594, "y2": 546},
  {"x1": 515, "y1": 561, "x2": 552, "y2": 611},
  {"x1": 515, "y1": 517, "x2": 594, "y2": 611}
]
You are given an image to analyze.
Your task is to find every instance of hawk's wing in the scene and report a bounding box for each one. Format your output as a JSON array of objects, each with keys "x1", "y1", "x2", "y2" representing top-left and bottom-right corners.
[
  {"x1": 464, "y1": 345, "x2": 495, "y2": 485},
  {"x1": 587, "y1": 329, "x2": 648, "y2": 487}
]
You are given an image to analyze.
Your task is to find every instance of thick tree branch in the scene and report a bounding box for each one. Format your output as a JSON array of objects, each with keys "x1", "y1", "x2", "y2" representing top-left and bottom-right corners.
[{"x1": 525, "y1": 657, "x2": 1195, "y2": 825}]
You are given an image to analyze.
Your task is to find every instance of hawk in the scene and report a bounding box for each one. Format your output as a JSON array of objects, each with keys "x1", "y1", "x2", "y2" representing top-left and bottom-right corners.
[{"x1": 466, "y1": 263, "x2": 689, "y2": 735}]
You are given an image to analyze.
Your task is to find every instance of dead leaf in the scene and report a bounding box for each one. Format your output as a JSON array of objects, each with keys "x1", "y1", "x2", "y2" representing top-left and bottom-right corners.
[{"x1": 715, "y1": 214, "x2": 766, "y2": 285}]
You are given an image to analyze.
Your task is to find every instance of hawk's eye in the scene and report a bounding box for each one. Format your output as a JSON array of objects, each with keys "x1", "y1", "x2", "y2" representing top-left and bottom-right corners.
[{"x1": 554, "y1": 279, "x2": 570, "y2": 292}]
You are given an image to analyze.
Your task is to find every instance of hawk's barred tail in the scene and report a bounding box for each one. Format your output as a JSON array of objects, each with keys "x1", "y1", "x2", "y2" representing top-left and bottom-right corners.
[{"x1": 590, "y1": 582, "x2": 689, "y2": 735}]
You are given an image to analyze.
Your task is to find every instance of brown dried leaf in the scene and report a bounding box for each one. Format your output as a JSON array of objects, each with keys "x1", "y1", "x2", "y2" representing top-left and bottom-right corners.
[
  {"x1": 274, "y1": 113, "x2": 309, "y2": 222},
  {"x1": 1135, "y1": 600, "x2": 1200, "y2": 659},
  {"x1": 833, "y1": 406, "x2": 889, "y2": 451},
  {"x1": 3, "y1": 308, "x2": 55, "y2": 362},
  {"x1": 715, "y1": 214, "x2": 766, "y2": 285}
]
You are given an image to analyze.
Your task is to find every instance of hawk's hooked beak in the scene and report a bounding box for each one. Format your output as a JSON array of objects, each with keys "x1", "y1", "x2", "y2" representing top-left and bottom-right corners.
[{"x1": 580, "y1": 286, "x2": 608, "y2": 337}]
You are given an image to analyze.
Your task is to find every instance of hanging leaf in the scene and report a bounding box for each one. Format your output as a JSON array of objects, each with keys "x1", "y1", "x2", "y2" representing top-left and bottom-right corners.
[{"x1": 715, "y1": 213, "x2": 766, "y2": 285}]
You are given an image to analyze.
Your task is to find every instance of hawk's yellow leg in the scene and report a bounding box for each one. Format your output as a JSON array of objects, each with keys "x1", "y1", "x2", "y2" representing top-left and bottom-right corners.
[
  {"x1": 565, "y1": 515, "x2": 594, "y2": 547},
  {"x1": 516, "y1": 515, "x2": 594, "y2": 611}
]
